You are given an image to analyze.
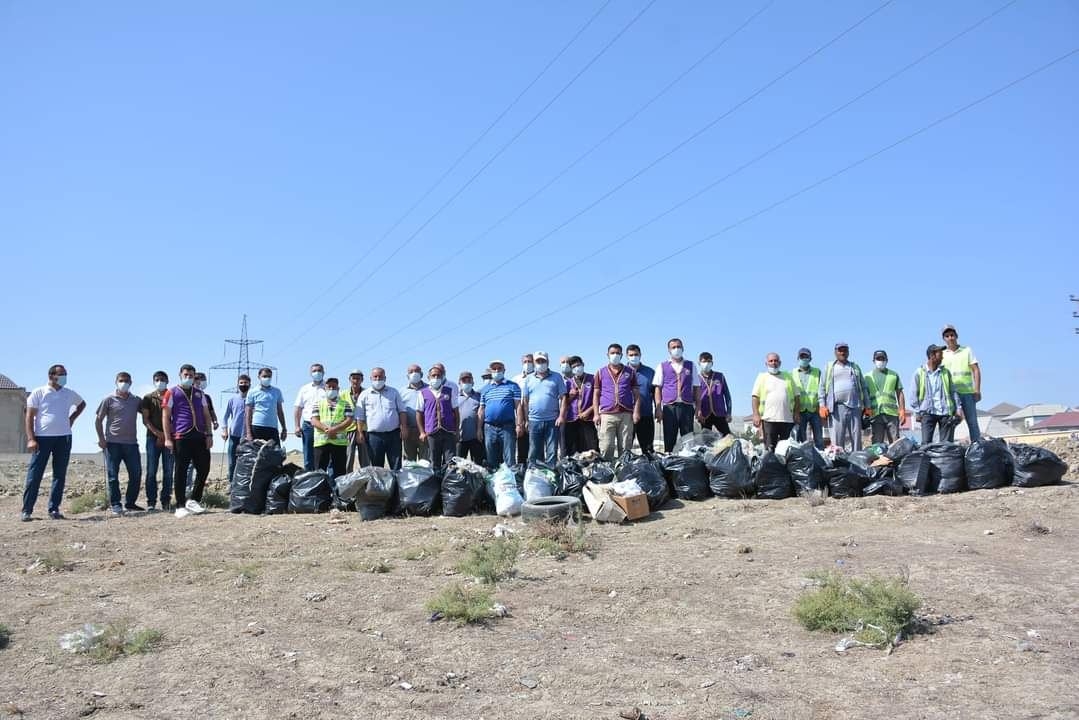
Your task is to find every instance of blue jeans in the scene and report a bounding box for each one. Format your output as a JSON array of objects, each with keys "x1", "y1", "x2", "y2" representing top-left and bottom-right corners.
[
  {"x1": 366, "y1": 430, "x2": 402, "y2": 470},
  {"x1": 145, "y1": 436, "x2": 174, "y2": 507},
  {"x1": 957, "y1": 393, "x2": 980, "y2": 441},
  {"x1": 106, "y1": 442, "x2": 142, "y2": 508},
  {"x1": 528, "y1": 419, "x2": 558, "y2": 465},
  {"x1": 484, "y1": 422, "x2": 516, "y2": 469},
  {"x1": 23, "y1": 435, "x2": 72, "y2": 515},
  {"x1": 797, "y1": 411, "x2": 825, "y2": 450},
  {"x1": 302, "y1": 421, "x2": 315, "y2": 471}
]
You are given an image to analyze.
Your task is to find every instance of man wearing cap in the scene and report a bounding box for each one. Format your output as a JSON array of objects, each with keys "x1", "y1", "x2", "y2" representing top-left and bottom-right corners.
[
  {"x1": 941, "y1": 325, "x2": 981, "y2": 442},
  {"x1": 456, "y1": 371, "x2": 485, "y2": 464},
  {"x1": 354, "y1": 367, "x2": 408, "y2": 470},
  {"x1": 400, "y1": 363, "x2": 429, "y2": 462},
  {"x1": 479, "y1": 360, "x2": 521, "y2": 468},
  {"x1": 345, "y1": 370, "x2": 369, "y2": 470},
  {"x1": 654, "y1": 338, "x2": 700, "y2": 452},
  {"x1": 521, "y1": 351, "x2": 566, "y2": 464},
  {"x1": 912, "y1": 344, "x2": 963, "y2": 444},
  {"x1": 793, "y1": 348, "x2": 824, "y2": 450},
  {"x1": 864, "y1": 350, "x2": 906, "y2": 444},
  {"x1": 511, "y1": 353, "x2": 535, "y2": 463},
  {"x1": 751, "y1": 353, "x2": 799, "y2": 452},
  {"x1": 818, "y1": 342, "x2": 871, "y2": 451}
]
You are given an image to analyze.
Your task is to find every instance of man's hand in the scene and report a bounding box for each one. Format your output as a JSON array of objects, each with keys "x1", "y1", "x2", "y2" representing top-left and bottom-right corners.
[
  {"x1": 165, "y1": 439, "x2": 174, "y2": 452},
  {"x1": 863, "y1": 408, "x2": 873, "y2": 418},
  {"x1": 221, "y1": 430, "x2": 229, "y2": 440},
  {"x1": 516, "y1": 423, "x2": 526, "y2": 437},
  {"x1": 974, "y1": 391, "x2": 982, "y2": 402},
  {"x1": 419, "y1": 431, "x2": 427, "y2": 442},
  {"x1": 206, "y1": 435, "x2": 214, "y2": 450},
  {"x1": 632, "y1": 411, "x2": 640, "y2": 424},
  {"x1": 695, "y1": 413, "x2": 705, "y2": 425},
  {"x1": 751, "y1": 413, "x2": 762, "y2": 429},
  {"x1": 97, "y1": 439, "x2": 107, "y2": 450},
  {"x1": 357, "y1": 431, "x2": 366, "y2": 445},
  {"x1": 27, "y1": 438, "x2": 38, "y2": 452},
  {"x1": 212, "y1": 421, "x2": 219, "y2": 431},
  {"x1": 899, "y1": 410, "x2": 908, "y2": 425},
  {"x1": 818, "y1": 406, "x2": 829, "y2": 420},
  {"x1": 293, "y1": 428, "x2": 302, "y2": 438},
  {"x1": 555, "y1": 416, "x2": 564, "y2": 428}
]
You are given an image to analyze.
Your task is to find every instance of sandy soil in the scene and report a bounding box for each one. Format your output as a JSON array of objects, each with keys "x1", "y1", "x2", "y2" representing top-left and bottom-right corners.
[{"x1": 0, "y1": 448, "x2": 1077, "y2": 720}]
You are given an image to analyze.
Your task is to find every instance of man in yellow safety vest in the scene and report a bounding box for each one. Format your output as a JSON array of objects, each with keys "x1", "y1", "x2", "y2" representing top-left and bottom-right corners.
[
  {"x1": 863, "y1": 350, "x2": 907, "y2": 444},
  {"x1": 911, "y1": 344, "x2": 963, "y2": 444},
  {"x1": 793, "y1": 347, "x2": 824, "y2": 450},
  {"x1": 941, "y1": 324, "x2": 981, "y2": 441}
]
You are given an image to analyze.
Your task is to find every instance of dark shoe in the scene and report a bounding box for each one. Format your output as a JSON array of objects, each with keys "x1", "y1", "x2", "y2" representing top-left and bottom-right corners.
[
  {"x1": 160, "y1": 502, "x2": 172, "y2": 512},
  {"x1": 124, "y1": 503, "x2": 146, "y2": 512},
  {"x1": 48, "y1": 510, "x2": 66, "y2": 520},
  {"x1": 110, "y1": 505, "x2": 125, "y2": 517},
  {"x1": 20, "y1": 512, "x2": 31, "y2": 522}
]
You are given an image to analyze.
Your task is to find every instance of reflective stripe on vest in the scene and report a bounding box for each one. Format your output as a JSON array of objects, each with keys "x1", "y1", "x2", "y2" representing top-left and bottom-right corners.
[
  {"x1": 865, "y1": 370, "x2": 900, "y2": 417},
  {"x1": 943, "y1": 346, "x2": 975, "y2": 394},
  {"x1": 315, "y1": 397, "x2": 353, "y2": 446},
  {"x1": 794, "y1": 368, "x2": 821, "y2": 412},
  {"x1": 915, "y1": 367, "x2": 956, "y2": 415}
]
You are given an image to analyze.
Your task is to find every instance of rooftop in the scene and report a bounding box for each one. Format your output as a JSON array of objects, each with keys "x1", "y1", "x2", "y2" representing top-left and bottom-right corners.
[
  {"x1": 1002, "y1": 404, "x2": 1070, "y2": 422},
  {"x1": 1031, "y1": 412, "x2": 1079, "y2": 431},
  {"x1": 0, "y1": 373, "x2": 24, "y2": 391},
  {"x1": 985, "y1": 401, "x2": 1021, "y2": 417}
]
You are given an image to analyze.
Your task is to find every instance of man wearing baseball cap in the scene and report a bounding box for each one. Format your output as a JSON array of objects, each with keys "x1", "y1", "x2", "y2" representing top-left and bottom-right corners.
[
  {"x1": 940, "y1": 325, "x2": 981, "y2": 441},
  {"x1": 520, "y1": 351, "x2": 566, "y2": 464},
  {"x1": 864, "y1": 350, "x2": 906, "y2": 444},
  {"x1": 793, "y1": 347, "x2": 824, "y2": 449},
  {"x1": 345, "y1": 369, "x2": 369, "y2": 470},
  {"x1": 911, "y1": 344, "x2": 962, "y2": 444},
  {"x1": 818, "y1": 342, "x2": 870, "y2": 451}
]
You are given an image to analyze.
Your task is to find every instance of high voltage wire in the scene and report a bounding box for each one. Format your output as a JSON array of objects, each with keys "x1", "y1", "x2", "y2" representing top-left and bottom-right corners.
[
  {"x1": 442, "y1": 45, "x2": 1079, "y2": 360},
  {"x1": 275, "y1": 0, "x2": 659, "y2": 355},
  {"x1": 326, "y1": 0, "x2": 774, "y2": 349},
  {"x1": 281, "y1": 0, "x2": 616, "y2": 329},
  {"x1": 384, "y1": 0, "x2": 1019, "y2": 358},
  {"x1": 336, "y1": 0, "x2": 894, "y2": 365}
]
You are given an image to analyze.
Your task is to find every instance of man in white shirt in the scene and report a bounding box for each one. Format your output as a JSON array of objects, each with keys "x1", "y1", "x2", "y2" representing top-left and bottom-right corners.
[
  {"x1": 399, "y1": 363, "x2": 429, "y2": 462},
  {"x1": 354, "y1": 367, "x2": 409, "y2": 470},
  {"x1": 293, "y1": 362, "x2": 327, "y2": 471},
  {"x1": 22, "y1": 364, "x2": 86, "y2": 521},
  {"x1": 750, "y1": 353, "x2": 799, "y2": 452}
]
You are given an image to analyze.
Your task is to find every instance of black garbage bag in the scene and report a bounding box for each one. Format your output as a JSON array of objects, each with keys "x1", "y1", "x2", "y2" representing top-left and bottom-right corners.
[
  {"x1": 588, "y1": 461, "x2": 616, "y2": 485},
  {"x1": 754, "y1": 452, "x2": 793, "y2": 500},
  {"x1": 331, "y1": 478, "x2": 357, "y2": 512},
  {"x1": 862, "y1": 466, "x2": 905, "y2": 496},
  {"x1": 230, "y1": 439, "x2": 286, "y2": 514},
  {"x1": 964, "y1": 438, "x2": 1014, "y2": 490},
  {"x1": 826, "y1": 458, "x2": 866, "y2": 499},
  {"x1": 787, "y1": 443, "x2": 827, "y2": 494},
  {"x1": 922, "y1": 443, "x2": 966, "y2": 494},
  {"x1": 884, "y1": 437, "x2": 916, "y2": 462},
  {"x1": 897, "y1": 451, "x2": 936, "y2": 495},
  {"x1": 396, "y1": 465, "x2": 441, "y2": 516},
  {"x1": 708, "y1": 442, "x2": 755, "y2": 498},
  {"x1": 618, "y1": 455, "x2": 669, "y2": 510},
  {"x1": 1010, "y1": 444, "x2": 1068, "y2": 487},
  {"x1": 354, "y1": 467, "x2": 396, "y2": 521},
  {"x1": 661, "y1": 455, "x2": 711, "y2": 500},
  {"x1": 264, "y1": 474, "x2": 292, "y2": 514},
  {"x1": 442, "y1": 467, "x2": 485, "y2": 517},
  {"x1": 555, "y1": 458, "x2": 586, "y2": 499},
  {"x1": 847, "y1": 451, "x2": 876, "y2": 471},
  {"x1": 289, "y1": 470, "x2": 332, "y2": 514}
]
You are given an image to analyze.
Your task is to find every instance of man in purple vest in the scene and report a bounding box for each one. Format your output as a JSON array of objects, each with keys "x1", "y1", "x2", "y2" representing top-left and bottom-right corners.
[
  {"x1": 696, "y1": 351, "x2": 733, "y2": 435},
  {"x1": 561, "y1": 355, "x2": 598, "y2": 455},
  {"x1": 162, "y1": 364, "x2": 214, "y2": 518},
  {"x1": 592, "y1": 343, "x2": 640, "y2": 460},
  {"x1": 654, "y1": 337, "x2": 700, "y2": 452},
  {"x1": 416, "y1": 365, "x2": 460, "y2": 472}
]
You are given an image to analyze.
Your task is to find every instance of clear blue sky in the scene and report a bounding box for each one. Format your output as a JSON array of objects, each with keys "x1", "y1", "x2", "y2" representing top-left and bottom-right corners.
[{"x1": 2, "y1": 1, "x2": 1077, "y2": 453}]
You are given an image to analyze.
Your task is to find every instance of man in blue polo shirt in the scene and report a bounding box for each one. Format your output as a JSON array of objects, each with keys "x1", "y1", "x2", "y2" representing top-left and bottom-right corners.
[
  {"x1": 520, "y1": 351, "x2": 566, "y2": 465},
  {"x1": 478, "y1": 360, "x2": 521, "y2": 469},
  {"x1": 626, "y1": 344, "x2": 657, "y2": 457}
]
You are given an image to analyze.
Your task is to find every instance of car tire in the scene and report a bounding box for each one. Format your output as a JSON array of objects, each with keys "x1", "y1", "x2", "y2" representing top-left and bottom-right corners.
[{"x1": 521, "y1": 495, "x2": 581, "y2": 524}]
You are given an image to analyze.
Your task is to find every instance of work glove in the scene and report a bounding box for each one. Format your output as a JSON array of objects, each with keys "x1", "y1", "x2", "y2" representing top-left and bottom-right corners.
[
  {"x1": 818, "y1": 406, "x2": 829, "y2": 420},
  {"x1": 862, "y1": 408, "x2": 873, "y2": 418}
]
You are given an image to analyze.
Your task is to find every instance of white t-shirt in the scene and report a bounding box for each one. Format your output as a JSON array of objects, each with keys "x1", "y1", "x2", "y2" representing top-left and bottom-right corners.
[
  {"x1": 662, "y1": 359, "x2": 701, "y2": 388},
  {"x1": 28, "y1": 385, "x2": 84, "y2": 436},
  {"x1": 294, "y1": 383, "x2": 327, "y2": 423},
  {"x1": 760, "y1": 373, "x2": 794, "y2": 423}
]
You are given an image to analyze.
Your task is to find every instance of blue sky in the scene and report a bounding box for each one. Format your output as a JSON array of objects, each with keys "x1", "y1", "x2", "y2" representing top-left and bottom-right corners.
[{"x1": 2, "y1": 1, "x2": 1077, "y2": 453}]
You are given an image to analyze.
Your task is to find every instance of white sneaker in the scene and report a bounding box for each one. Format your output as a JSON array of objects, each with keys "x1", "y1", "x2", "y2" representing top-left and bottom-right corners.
[
  {"x1": 185, "y1": 499, "x2": 205, "y2": 515},
  {"x1": 174, "y1": 507, "x2": 190, "y2": 518}
]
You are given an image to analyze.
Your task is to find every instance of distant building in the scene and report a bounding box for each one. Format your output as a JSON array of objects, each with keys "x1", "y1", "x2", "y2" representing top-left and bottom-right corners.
[
  {"x1": 1030, "y1": 411, "x2": 1079, "y2": 434},
  {"x1": 985, "y1": 401, "x2": 1021, "y2": 418},
  {"x1": 1001, "y1": 404, "x2": 1070, "y2": 433},
  {"x1": 0, "y1": 372, "x2": 28, "y2": 452}
]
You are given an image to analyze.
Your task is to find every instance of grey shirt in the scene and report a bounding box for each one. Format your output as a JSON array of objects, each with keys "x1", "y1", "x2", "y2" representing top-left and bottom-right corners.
[
  {"x1": 96, "y1": 392, "x2": 142, "y2": 444},
  {"x1": 830, "y1": 363, "x2": 857, "y2": 406}
]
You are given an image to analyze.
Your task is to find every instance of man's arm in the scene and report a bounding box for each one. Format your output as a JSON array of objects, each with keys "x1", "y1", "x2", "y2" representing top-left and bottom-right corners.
[
  {"x1": 276, "y1": 399, "x2": 288, "y2": 439},
  {"x1": 751, "y1": 394, "x2": 762, "y2": 428},
  {"x1": 293, "y1": 394, "x2": 303, "y2": 438},
  {"x1": 244, "y1": 400, "x2": 254, "y2": 440},
  {"x1": 722, "y1": 378, "x2": 732, "y2": 421},
  {"x1": 203, "y1": 403, "x2": 215, "y2": 448},
  {"x1": 26, "y1": 406, "x2": 38, "y2": 450},
  {"x1": 162, "y1": 403, "x2": 174, "y2": 451},
  {"x1": 70, "y1": 400, "x2": 86, "y2": 426},
  {"x1": 972, "y1": 363, "x2": 982, "y2": 401},
  {"x1": 896, "y1": 389, "x2": 907, "y2": 422},
  {"x1": 94, "y1": 401, "x2": 107, "y2": 449}
]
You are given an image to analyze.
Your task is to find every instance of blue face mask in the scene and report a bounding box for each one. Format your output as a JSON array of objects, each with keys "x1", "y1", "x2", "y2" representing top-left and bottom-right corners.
[
  {"x1": 311, "y1": 371, "x2": 324, "y2": 383},
  {"x1": 798, "y1": 358, "x2": 811, "y2": 369},
  {"x1": 460, "y1": 382, "x2": 473, "y2": 394},
  {"x1": 55, "y1": 375, "x2": 68, "y2": 387},
  {"x1": 492, "y1": 371, "x2": 505, "y2": 382},
  {"x1": 180, "y1": 377, "x2": 195, "y2": 389}
]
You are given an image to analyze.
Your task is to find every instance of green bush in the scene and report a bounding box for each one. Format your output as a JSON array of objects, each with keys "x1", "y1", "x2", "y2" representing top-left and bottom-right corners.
[
  {"x1": 455, "y1": 537, "x2": 520, "y2": 584},
  {"x1": 425, "y1": 584, "x2": 494, "y2": 624},
  {"x1": 201, "y1": 491, "x2": 229, "y2": 509},
  {"x1": 793, "y1": 570, "x2": 921, "y2": 646},
  {"x1": 69, "y1": 491, "x2": 108, "y2": 514}
]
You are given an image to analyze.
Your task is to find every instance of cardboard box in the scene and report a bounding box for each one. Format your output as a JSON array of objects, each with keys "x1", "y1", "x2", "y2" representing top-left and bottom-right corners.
[
  {"x1": 610, "y1": 492, "x2": 650, "y2": 521},
  {"x1": 582, "y1": 482, "x2": 627, "y2": 523}
]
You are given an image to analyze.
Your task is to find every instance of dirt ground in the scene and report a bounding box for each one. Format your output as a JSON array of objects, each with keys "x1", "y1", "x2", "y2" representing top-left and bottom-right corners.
[{"x1": 1, "y1": 448, "x2": 1078, "y2": 720}]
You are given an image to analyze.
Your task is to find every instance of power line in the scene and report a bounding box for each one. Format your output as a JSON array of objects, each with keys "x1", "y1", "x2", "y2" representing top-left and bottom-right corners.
[
  {"x1": 327, "y1": 0, "x2": 774, "y2": 354},
  {"x1": 276, "y1": 0, "x2": 659, "y2": 355},
  {"x1": 443, "y1": 46, "x2": 1079, "y2": 360},
  {"x1": 388, "y1": 0, "x2": 1019, "y2": 358},
  {"x1": 342, "y1": 0, "x2": 894, "y2": 363},
  {"x1": 280, "y1": 0, "x2": 616, "y2": 331}
]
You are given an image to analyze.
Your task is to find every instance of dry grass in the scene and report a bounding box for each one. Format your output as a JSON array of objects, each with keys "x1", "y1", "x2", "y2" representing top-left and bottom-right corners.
[
  {"x1": 793, "y1": 569, "x2": 921, "y2": 647},
  {"x1": 526, "y1": 519, "x2": 594, "y2": 559},
  {"x1": 425, "y1": 583, "x2": 495, "y2": 624},
  {"x1": 68, "y1": 491, "x2": 107, "y2": 514},
  {"x1": 85, "y1": 621, "x2": 165, "y2": 663},
  {"x1": 455, "y1": 537, "x2": 520, "y2": 584}
]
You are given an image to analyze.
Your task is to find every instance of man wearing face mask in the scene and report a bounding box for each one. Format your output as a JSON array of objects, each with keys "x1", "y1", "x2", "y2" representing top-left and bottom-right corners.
[
  {"x1": 695, "y1": 351, "x2": 732, "y2": 435},
  {"x1": 511, "y1": 353, "x2": 535, "y2": 463},
  {"x1": 162, "y1": 364, "x2": 214, "y2": 518},
  {"x1": 521, "y1": 352, "x2": 566, "y2": 464},
  {"x1": 655, "y1": 338, "x2": 700, "y2": 452},
  {"x1": 456, "y1": 371, "x2": 485, "y2": 464},
  {"x1": 557, "y1": 355, "x2": 572, "y2": 458},
  {"x1": 751, "y1": 353, "x2": 799, "y2": 452},
  {"x1": 355, "y1": 367, "x2": 408, "y2": 469},
  {"x1": 221, "y1": 374, "x2": 250, "y2": 486},
  {"x1": 311, "y1": 377, "x2": 354, "y2": 474},
  {"x1": 561, "y1": 355, "x2": 598, "y2": 455},
  {"x1": 416, "y1": 366, "x2": 460, "y2": 472},
  {"x1": 479, "y1": 360, "x2": 521, "y2": 469},
  {"x1": 246, "y1": 368, "x2": 288, "y2": 443},
  {"x1": 22, "y1": 364, "x2": 86, "y2": 521},
  {"x1": 95, "y1": 371, "x2": 143, "y2": 516},
  {"x1": 293, "y1": 363, "x2": 327, "y2": 471},
  {"x1": 345, "y1": 370, "x2": 370, "y2": 471},
  {"x1": 864, "y1": 350, "x2": 906, "y2": 444},
  {"x1": 818, "y1": 343, "x2": 871, "y2": 451},
  {"x1": 592, "y1": 344, "x2": 640, "y2": 460},
  {"x1": 626, "y1": 345, "x2": 656, "y2": 457},
  {"x1": 400, "y1": 363, "x2": 429, "y2": 462},
  {"x1": 184, "y1": 372, "x2": 218, "y2": 493},
  {"x1": 140, "y1": 370, "x2": 174, "y2": 511},
  {"x1": 793, "y1": 349, "x2": 824, "y2": 450}
]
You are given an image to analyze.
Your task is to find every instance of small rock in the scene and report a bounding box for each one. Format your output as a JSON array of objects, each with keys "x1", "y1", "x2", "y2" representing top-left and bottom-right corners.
[
  {"x1": 90, "y1": 691, "x2": 106, "y2": 698},
  {"x1": 399, "y1": 682, "x2": 413, "y2": 690},
  {"x1": 736, "y1": 545, "x2": 752, "y2": 554},
  {"x1": 490, "y1": 603, "x2": 508, "y2": 618},
  {"x1": 519, "y1": 675, "x2": 539, "y2": 689},
  {"x1": 1026, "y1": 629, "x2": 1041, "y2": 639},
  {"x1": 983, "y1": 530, "x2": 994, "y2": 536},
  {"x1": 699, "y1": 680, "x2": 716, "y2": 688},
  {"x1": 608, "y1": 590, "x2": 618, "y2": 598},
  {"x1": 304, "y1": 592, "x2": 328, "y2": 602},
  {"x1": 1016, "y1": 641, "x2": 1035, "y2": 652}
]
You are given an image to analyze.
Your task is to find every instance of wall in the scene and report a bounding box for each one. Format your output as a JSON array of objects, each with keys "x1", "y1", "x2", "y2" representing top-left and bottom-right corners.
[{"x1": 0, "y1": 390, "x2": 27, "y2": 452}]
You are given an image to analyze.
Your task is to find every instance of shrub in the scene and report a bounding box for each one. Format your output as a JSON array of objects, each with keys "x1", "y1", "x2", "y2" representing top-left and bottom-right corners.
[
  {"x1": 425, "y1": 584, "x2": 494, "y2": 624},
  {"x1": 0, "y1": 624, "x2": 10, "y2": 649},
  {"x1": 455, "y1": 537, "x2": 520, "y2": 584},
  {"x1": 69, "y1": 491, "x2": 108, "y2": 514},
  {"x1": 793, "y1": 570, "x2": 921, "y2": 647},
  {"x1": 201, "y1": 491, "x2": 229, "y2": 509},
  {"x1": 526, "y1": 519, "x2": 593, "y2": 559}
]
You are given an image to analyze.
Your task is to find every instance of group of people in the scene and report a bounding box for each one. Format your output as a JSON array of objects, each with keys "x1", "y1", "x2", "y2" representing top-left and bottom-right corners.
[{"x1": 19, "y1": 326, "x2": 981, "y2": 521}]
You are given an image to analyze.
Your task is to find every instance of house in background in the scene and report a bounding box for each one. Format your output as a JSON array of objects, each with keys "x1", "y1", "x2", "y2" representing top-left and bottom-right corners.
[
  {"x1": 1030, "y1": 411, "x2": 1079, "y2": 434},
  {"x1": 985, "y1": 401, "x2": 1021, "y2": 418},
  {"x1": 0, "y1": 372, "x2": 29, "y2": 452},
  {"x1": 1000, "y1": 404, "x2": 1070, "y2": 433}
]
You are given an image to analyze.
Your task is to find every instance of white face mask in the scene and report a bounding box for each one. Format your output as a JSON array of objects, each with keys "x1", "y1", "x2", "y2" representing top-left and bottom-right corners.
[
  {"x1": 670, "y1": 348, "x2": 684, "y2": 360},
  {"x1": 259, "y1": 376, "x2": 272, "y2": 387},
  {"x1": 460, "y1": 382, "x2": 473, "y2": 394},
  {"x1": 154, "y1": 381, "x2": 167, "y2": 392},
  {"x1": 572, "y1": 365, "x2": 584, "y2": 377},
  {"x1": 117, "y1": 382, "x2": 131, "y2": 392},
  {"x1": 767, "y1": 366, "x2": 780, "y2": 375},
  {"x1": 560, "y1": 362, "x2": 570, "y2": 374},
  {"x1": 523, "y1": 362, "x2": 534, "y2": 374},
  {"x1": 535, "y1": 362, "x2": 548, "y2": 374},
  {"x1": 700, "y1": 361, "x2": 713, "y2": 372},
  {"x1": 609, "y1": 353, "x2": 622, "y2": 365},
  {"x1": 408, "y1": 372, "x2": 422, "y2": 384},
  {"x1": 429, "y1": 377, "x2": 444, "y2": 389},
  {"x1": 627, "y1": 355, "x2": 641, "y2": 366},
  {"x1": 327, "y1": 389, "x2": 339, "y2": 400},
  {"x1": 372, "y1": 379, "x2": 386, "y2": 390},
  {"x1": 874, "y1": 360, "x2": 887, "y2": 370},
  {"x1": 196, "y1": 381, "x2": 207, "y2": 390}
]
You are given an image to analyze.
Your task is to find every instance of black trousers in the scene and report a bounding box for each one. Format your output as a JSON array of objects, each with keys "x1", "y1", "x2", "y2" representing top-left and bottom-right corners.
[
  {"x1": 762, "y1": 421, "x2": 795, "y2": 453},
  {"x1": 634, "y1": 416, "x2": 656, "y2": 457},
  {"x1": 427, "y1": 429, "x2": 456, "y2": 472},
  {"x1": 457, "y1": 438, "x2": 485, "y2": 465},
  {"x1": 516, "y1": 431, "x2": 529, "y2": 464},
  {"x1": 700, "y1": 414, "x2": 731, "y2": 435},
  {"x1": 563, "y1": 420, "x2": 599, "y2": 456},
  {"x1": 174, "y1": 433, "x2": 210, "y2": 506},
  {"x1": 316, "y1": 444, "x2": 347, "y2": 477},
  {"x1": 251, "y1": 425, "x2": 280, "y2": 443},
  {"x1": 920, "y1": 414, "x2": 956, "y2": 444},
  {"x1": 661, "y1": 404, "x2": 695, "y2": 452}
]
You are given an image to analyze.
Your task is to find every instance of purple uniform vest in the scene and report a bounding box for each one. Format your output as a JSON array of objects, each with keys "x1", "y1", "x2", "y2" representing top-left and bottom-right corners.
[
  {"x1": 597, "y1": 365, "x2": 636, "y2": 413},
  {"x1": 660, "y1": 360, "x2": 695, "y2": 404},
  {"x1": 167, "y1": 385, "x2": 206, "y2": 438},
  {"x1": 565, "y1": 373, "x2": 594, "y2": 422},
  {"x1": 420, "y1": 386, "x2": 456, "y2": 434},
  {"x1": 698, "y1": 372, "x2": 729, "y2": 417}
]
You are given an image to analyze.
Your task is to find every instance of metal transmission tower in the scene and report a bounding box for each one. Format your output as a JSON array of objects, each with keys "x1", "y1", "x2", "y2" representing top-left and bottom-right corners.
[
  {"x1": 1072, "y1": 295, "x2": 1079, "y2": 335},
  {"x1": 211, "y1": 315, "x2": 276, "y2": 391}
]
